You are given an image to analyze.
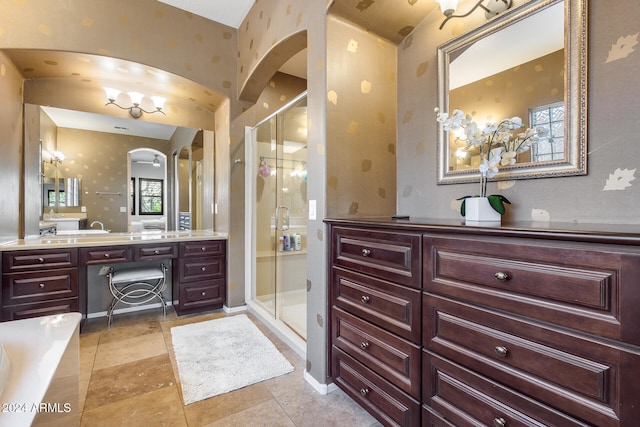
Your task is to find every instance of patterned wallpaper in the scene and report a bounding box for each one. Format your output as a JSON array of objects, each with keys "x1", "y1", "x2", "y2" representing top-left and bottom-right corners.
[
  {"x1": 56, "y1": 128, "x2": 169, "y2": 232},
  {"x1": 326, "y1": 14, "x2": 397, "y2": 217},
  {"x1": 0, "y1": 52, "x2": 23, "y2": 240},
  {"x1": 397, "y1": 0, "x2": 640, "y2": 224}
]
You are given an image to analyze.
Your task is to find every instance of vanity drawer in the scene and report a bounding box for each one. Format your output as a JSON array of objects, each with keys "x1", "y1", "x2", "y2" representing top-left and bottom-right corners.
[
  {"x1": 2, "y1": 248, "x2": 78, "y2": 272},
  {"x1": 179, "y1": 240, "x2": 225, "y2": 258},
  {"x1": 2, "y1": 268, "x2": 78, "y2": 305},
  {"x1": 424, "y1": 235, "x2": 630, "y2": 343},
  {"x1": 177, "y1": 278, "x2": 225, "y2": 313},
  {"x1": 178, "y1": 257, "x2": 225, "y2": 283},
  {"x1": 332, "y1": 347, "x2": 420, "y2": 427},
  {"x1": 332, "y1": 267, "x2": 421, "y2": 342},
  {"x1": 332, "y1": 226, "x2": 421, "y2": 288},
  {"x1": 81, "y1": 246, "x2": 132, "y2": 265},
  {"x1": 2, "y1": 298, "x2": 79, "y2": 321},
  {"x1": 423, "y1": 293, "x2": 631, "y2": 427},
  {"x1": 332, "y1": 307, "x2": 421, "y2": 397},
  {"x1": 135, "y1": 243, "x2": 178, "y2": 260},
  {"x1": 423, "y1": 351, "x2": 589, "y2": 427}
]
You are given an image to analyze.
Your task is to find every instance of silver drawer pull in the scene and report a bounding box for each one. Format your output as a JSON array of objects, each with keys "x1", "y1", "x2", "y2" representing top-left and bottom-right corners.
[
  {"x1": 201, "y1": 247, "x2": 206, "y2": 251},
  {"x1": 104, "y1": 253, "x2": 110, "y2": 258},
  {"x1": 494, "y1": 271, "x2": 509, "y2": 281},
  {"x1": 361, "y1": 248, "x2": 371, "y2": 257},
  {"x1": 360, "y1": 341, "x2": 369, "y2": 350},
  {"x1": 154, "y1": 250, "x2": 160, "y2": 254},
  {"x1": 361, "y1": 295, "x2": 370, "y2": 303},
  {"x1": 201, "y1": 292, "x2": 206, "y2": 296},
  {"x1": 39, "y1": 283, "x2": 46, "y2": 289},
  {"x1": 38, "y1": 257, "x2": 45, "y2": 263},
  {"x1": 360, "y1": 387, "x2": 369, "y2": 396},
  {"x1": 201, "y1": 267, "x2": 206, "y2": 271},
  {"x1": 495, "y1": 346, "x2": 508, "y2": 357},
  {"x1": 493, "y1": 417, "x2": 507, "y2": 427}
]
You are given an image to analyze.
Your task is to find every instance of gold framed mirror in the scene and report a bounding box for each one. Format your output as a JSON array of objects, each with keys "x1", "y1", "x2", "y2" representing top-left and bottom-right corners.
[{"x1": 437, "y1": 0, "x2": 587, "y2": 184}]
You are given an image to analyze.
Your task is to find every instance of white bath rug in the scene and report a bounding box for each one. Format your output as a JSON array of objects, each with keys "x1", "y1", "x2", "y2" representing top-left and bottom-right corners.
[{"x1": 170, "y1": 314, "x2": 294, "y2": 405}]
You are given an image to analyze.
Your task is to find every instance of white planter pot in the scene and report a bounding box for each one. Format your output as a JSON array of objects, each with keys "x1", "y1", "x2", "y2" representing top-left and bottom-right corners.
[{"x1": 464, "y1": 197, "x2": 501, "y2": 225}]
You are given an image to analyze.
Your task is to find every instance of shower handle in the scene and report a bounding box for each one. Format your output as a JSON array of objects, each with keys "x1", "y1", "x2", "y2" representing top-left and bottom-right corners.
[{"x1": 275, "y1": 206, "x2": 290, "y2": 231}]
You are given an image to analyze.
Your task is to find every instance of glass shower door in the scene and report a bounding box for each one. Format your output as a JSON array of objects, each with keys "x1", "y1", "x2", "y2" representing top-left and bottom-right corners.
[{"x1": 252, "y1": 95, "x2": 307, "y2": 340}]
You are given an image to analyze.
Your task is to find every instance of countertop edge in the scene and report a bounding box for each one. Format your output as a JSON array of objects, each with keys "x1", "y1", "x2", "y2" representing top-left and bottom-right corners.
[{"x1": 0, "y1": 231, "x2": 228, "y2": 251}]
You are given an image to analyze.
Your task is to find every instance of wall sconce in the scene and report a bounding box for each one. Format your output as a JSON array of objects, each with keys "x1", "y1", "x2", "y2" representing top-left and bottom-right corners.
[
  {"x1": 45, "y1": 150, "x2": 65, "y2": 166},
  {"x1": 436, "y1": 0, "x2": 512, "y2": 29},
  {"x1": 103, "y1": 87, "x2": 167, "y2": 119}
]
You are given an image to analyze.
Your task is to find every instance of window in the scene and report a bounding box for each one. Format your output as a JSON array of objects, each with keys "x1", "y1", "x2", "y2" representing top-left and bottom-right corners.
[
  {"x1": 139, "y1": 178, "x2": 163, "y2": 215},
  {"x1": 48, "y1": 190, "x2": 66, "y2": 206},
  {"x1": 529, "y1": 102, "x2": 565, "y2": 162}
]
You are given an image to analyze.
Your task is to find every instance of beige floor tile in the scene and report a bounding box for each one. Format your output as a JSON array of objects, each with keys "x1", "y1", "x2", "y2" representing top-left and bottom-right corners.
[
  {"x1": 277, "y1": 385, "x2": 381, "y2": 427},
  {"x1": 80, "y1": 385, "x2": 187, "y2": 427},
  {"x1": 205, "y1": 399, "x2": 296, "y2": 427},
  {"x1": 84, "y1": 354, "x2": 176, "y2": 411},
  {"x1": 92, "y1": 331, "x2": 168, "y2": 370},
  {"x1": 183, "y1": 383, "x2": 274, "y2": 426}
]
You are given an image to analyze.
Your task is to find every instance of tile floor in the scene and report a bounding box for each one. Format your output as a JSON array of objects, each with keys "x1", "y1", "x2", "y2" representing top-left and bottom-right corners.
[{"x1": 78, "y1": 307, "x2": 381, "y2": 426}]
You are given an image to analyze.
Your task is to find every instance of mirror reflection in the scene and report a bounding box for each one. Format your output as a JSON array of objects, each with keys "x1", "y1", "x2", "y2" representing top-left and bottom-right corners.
[
  {"x1": 437, "y1": 0, "x2": 587, "y2": 184},
  {"x1": 34, "y1": 104, "x2": 208, "y2": 233}
]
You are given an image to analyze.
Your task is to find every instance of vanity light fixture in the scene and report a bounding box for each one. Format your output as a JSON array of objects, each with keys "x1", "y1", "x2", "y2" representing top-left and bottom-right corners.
[
  {"x1": 45, "y1": 150, "x2": 65, "y2": 165},
  {"x1": 436, "y1": 0, "x2": 512, "y2": 29},
  {"x1": 152, "y1": 155, "x2": 161, "y2": 167},
  {"x1": 103, "y1": 87, "x2": 167, "y2": 119}
]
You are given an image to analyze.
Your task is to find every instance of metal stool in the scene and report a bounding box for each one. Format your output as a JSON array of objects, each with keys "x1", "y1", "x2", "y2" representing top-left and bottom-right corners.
[{"x1": 106, "y1": 264, "x2": 167, "y2": 326}]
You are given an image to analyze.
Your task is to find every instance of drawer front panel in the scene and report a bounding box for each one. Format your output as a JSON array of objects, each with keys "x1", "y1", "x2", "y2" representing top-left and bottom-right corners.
[
  {"x1": 3, "y1": 249, "x2": 78, "y2": 271},
  {"x1": 3, "y1": 268, "x2": 78, "y2": 304},
  {"x1": 333, "y1": 227, "x2": 421, "y2": 288},
  {"x1": 424, "y1": 236, "x2": 622, "y2": 341},
  {"x1": 82, "y1": 246, "x2": 132, "y2": 264},
  {"x1": 180, "y1": 240, "x2": 226, "y2": 258},
  {"x1": 333, "y1": 267, "x2": 421, "y2": 342},
  {"x1": 423, "y1": 351, "x2": 590, "y2": 427},
  {"x1": 424, "y1": 294, "x2": 625, "y2": 427},
  {"x1": 135, "y1": 244, "x2": 178, "y2": 260},
  {"x1": 2, "y1": 298, "x2": 79, "y2": 321},
  {"x1": 179, "y1": 257, "x2": 225, "y2": 282},
  {"x1": 332, "y1": 347, "x2": 420, "y2": 427},
  {"x1": 333, "y1": 307, "x2": 421, "y2": 397},
  {"x1": 180, "y1": 279, "x2": 225, "y2": 310}
]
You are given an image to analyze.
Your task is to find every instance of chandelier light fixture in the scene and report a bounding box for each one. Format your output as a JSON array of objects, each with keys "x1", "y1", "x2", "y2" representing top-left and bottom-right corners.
[
  {"x1": 103, "y1": 87, "x2": 167, "y2": 119},
  {"x1": 435, "y1": 0, "x2": 512, "y2": 29}
]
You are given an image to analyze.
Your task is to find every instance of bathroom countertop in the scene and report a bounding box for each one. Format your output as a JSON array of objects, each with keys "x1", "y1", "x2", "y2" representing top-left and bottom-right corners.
[
  {"x1": 0, "y1": 313, "x2": 81, "y2": 427},
  {"x1": 0, "y1": 229, "x2": 227, "y2": 251}
]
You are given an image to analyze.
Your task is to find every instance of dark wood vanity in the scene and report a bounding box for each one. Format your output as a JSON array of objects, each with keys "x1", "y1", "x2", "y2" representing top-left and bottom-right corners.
[
  {"x1": 326, "y1": 218, "x2": 640, "y2": 427},
  {"x1": 1, "y1": 234, "x2": 227, "y2": 324}
]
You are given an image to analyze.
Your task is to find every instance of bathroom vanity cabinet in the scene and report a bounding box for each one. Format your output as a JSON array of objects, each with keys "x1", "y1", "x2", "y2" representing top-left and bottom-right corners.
[
  {"x1": 1, "y1": 248, "x2": 79, "y2": 320},
  {"x1": 173, "y1": 240, "x2": 226, "y2": 315},
  {"x1": 326, "y1": 218, "x2": 640, "y2": 427},
  {"x1": 1, "y1": 234, "x2": 227, "y2": 323}
]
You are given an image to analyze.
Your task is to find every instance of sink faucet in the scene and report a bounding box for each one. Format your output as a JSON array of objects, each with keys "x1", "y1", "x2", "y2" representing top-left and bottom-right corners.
[{"x1": 90, "y1": 221, "x2": 104, "y2": 230}]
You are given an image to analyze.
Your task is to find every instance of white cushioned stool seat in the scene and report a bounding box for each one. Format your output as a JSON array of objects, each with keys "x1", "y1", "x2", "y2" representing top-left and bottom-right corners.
[
  {"x1": 106, "y1": 264, "x2": 167, "y2": 326},
  {"x1": 110, "y1": 267, "x2": 165, "y2": 284}
]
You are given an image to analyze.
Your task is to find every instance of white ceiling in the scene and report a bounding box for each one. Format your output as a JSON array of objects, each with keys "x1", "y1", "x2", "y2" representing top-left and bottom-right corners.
[
  {"x1": 450, "y1": 2, "x2": 564, "y2": 89},
  {"x1": 156, "y1": 0, "x2": 255, "y2": 28},
  {"x1": 42, "y1": 106, "x2": 178, "y2": 140}
]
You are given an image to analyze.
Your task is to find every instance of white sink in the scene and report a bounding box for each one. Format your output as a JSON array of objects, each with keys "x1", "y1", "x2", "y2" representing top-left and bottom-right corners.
[
  {"x1": 0, "y1": 342, "x2": 9, "y2": 397},
  {"x1": 55, "y1": 229, "x2": 109, "y2": 235}
]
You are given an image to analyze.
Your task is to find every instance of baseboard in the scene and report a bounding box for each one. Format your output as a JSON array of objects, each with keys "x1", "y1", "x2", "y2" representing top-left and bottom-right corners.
[
  {"x1": 223, "y1": 304, "x2": 247, "y2": 314},
  {"x1": 87, "y1": 301, "x2": 171, "y2": 319},
  {"x1": 303, "y1": 370, "x2": 336, "y2": 395}
]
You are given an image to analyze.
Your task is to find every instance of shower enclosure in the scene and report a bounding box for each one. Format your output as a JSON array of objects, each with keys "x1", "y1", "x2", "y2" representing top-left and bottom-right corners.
[{"x1": 246, "y1": 94, "x2": 308, "y2": 346}]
